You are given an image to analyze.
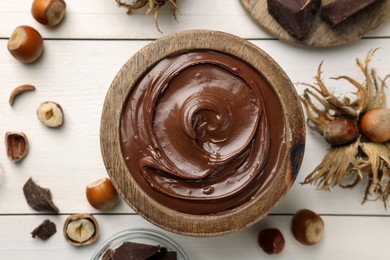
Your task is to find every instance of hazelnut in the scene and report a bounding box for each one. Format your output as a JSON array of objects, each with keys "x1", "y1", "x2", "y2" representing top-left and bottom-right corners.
[
  {"x1": 9, "y1": 84, "x2": 36, "y2": 106},
  {"x1": 86, "y1": 178, "x2": 119, "y2": 211},
  {"x1": 291, "y1": 209, "x2": 324, "y2": 245},
  {"x1": 360, "y1": 108, "x2": 390, "y2": 143},
  {"x1": 5, "y1": 132, "x2": 29, "y2": 163},
  {"x1": 323, "y1": 117, "x2": 358, "y2": 146},
  {"x1": 7, "y1": 25, "x2": 43, "y2": 63},
  {"x1": 37, "y1": 101, "x2": 64, "y2": 128},
  {"x1": 32, "y1": 0, "x2": 66, "y2": 27},
  {"x1": 257, "y1": 228, "x2": 285, "y2": 255},
  {"x1": 63, "y1": 214, "x2": 99, "y2": 246}
]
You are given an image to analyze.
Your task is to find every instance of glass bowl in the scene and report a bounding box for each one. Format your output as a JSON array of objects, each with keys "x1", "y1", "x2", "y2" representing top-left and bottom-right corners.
[{"x1": 91, "y1": 228, "x2": 190, "y2": 260}]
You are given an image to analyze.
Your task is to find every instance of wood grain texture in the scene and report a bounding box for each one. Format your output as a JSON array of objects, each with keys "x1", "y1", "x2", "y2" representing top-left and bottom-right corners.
[
  {"x1": 100, "y1": 30, "x2": 305, "y2": 236},
  {"x1": 241, "y1": 0, "x2": 390, "y2": 47}
]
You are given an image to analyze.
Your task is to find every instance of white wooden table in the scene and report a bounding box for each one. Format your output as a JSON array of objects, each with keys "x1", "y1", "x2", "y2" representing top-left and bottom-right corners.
[{"x1": 1, "y1": 1, "x2": 390, "y2": 259}]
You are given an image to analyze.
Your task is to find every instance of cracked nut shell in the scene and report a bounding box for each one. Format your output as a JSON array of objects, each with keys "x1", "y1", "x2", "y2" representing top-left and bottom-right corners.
[
  {"x1": 6, "y1": 132, "x2": 29, "y2": 162},
  {"x1": 37, "y1": 101, "x2": 64, "y2": 128},
  {"x1": 63, "y1": 214, "x2": 99, "y2": 246}
]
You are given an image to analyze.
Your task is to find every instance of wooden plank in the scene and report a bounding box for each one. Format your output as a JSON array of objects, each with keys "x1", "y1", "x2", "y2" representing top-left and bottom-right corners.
[
  {"x1": 0, "y1": 0, "x2": 389, "y2": 39},
  {"x1": 0, "y1": 214, "x2": 389, "y2": 259}
]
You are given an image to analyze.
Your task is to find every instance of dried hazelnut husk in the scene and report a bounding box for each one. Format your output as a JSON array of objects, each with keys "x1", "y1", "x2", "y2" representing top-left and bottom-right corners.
[
  {"x1": 291, "y1": 209, "x2": 324, "y2": 245},
  {"x1": 360, "y1": 108, "x2": 390, "y2": 143},
  {"x1": 32, "y1": 0, "x2": 66, "y2": 27},
  {"x1": 5, "y1": 132, "x2": 29, "y2": 162},
  {"x1": 7, "y1": 25, "x2": 43, "y2": 63},
  {"x1": 63, "y1": 214, "x2": 99, "y2": 246},
  {"x1": 323, "y1": 118, "x2": 358, "y2": 146},
  {"x1": 37, "y1": 101, "x2": 64, "y2": 128},
  {"x1": 258, "y1": 228, "x2": 285, "y2": 255}
]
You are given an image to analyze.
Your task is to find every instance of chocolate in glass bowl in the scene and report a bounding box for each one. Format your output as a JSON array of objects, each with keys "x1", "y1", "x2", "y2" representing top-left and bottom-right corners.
[{"x1": 100, "y1": 30, "x2": 305, "y2": 236}]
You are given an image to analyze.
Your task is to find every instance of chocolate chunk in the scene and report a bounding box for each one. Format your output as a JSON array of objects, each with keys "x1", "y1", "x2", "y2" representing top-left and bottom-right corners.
[
  {"x1": 148, "y1": 249, "x2": 177, "y2": 260},
  {"x1": 31, "y1": 219, "x2": 57, "y2": 240},
  {"x1": 267, "y1": 0, "x2": 320, "y2": 39},
  {"x1": 113, "y1": 242, "x2": 161, "y2": 260},
  {"x1": 23, "y1": 178, "x2": 59, "y2": 213},
  {"x1": 103, "y1": 249, "x2": 115, "y2": 260},
  {"x1": 322, "y1": 0, "x2": 381, "y2": 26},
  {"x1": 104, "y1": 242, "x2": 178, "y2": 260}
]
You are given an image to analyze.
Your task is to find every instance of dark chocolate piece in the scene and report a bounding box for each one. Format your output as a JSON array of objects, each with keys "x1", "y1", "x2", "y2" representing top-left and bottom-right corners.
[
  {"x1": 103, "y1": 249, "x2": 115, "y2": 260},
  {"x1": 113, "y1": 242, "x2": 162, "y2": 260},
  {"x1": 322, "y1": 0, "x2": 381, "y2": 26},
  {"x1": 267, "y1": 0, "x2": 320, "y2": 39},
  {"x1": 23, "y1": 177, "x2": 60, "y2": 213},
  {"x1": 148, "y1": 250, "x2": 177, "y2": 260},
  {"x1": 31, "y1": 219, "x2": 57, "y2": 240}
]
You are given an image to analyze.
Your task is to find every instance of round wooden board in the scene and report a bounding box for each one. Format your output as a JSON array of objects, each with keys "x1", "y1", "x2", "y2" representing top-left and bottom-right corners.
[
  {"x1": 100, "y1": 30, "x2": 305, "y2": 236},
  {"x1": 241, "y1": 0, "x2": 390, "y2": 47}
]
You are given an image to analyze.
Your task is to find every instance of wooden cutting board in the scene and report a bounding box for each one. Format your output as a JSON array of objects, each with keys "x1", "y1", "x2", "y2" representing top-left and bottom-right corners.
[{"x1": 241, "y1": 0, "x2": 390, "y2": 47}]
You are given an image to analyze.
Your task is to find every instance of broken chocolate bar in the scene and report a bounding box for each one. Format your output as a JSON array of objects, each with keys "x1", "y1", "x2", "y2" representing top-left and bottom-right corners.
[
  {"x1": 267, "y1": 0, "x2": 321, "y2": 39},
  {"x1": 103, "y1": 241, "x2": 177, "y2": 260},
  {"x1": 23, "y1": 177, "x2": 60, "y2": 213},
  {"x1": 31, "y1": 219, "x2": 57, "y2": 240},
  {"x1": 322, "y1": 0, "x2": 382, "y2": 26}
]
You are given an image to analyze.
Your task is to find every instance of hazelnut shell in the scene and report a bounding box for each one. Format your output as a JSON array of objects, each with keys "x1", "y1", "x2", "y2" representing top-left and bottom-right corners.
[{"x1": 63, "y1": 214, "x2": 99, "y2": 247}]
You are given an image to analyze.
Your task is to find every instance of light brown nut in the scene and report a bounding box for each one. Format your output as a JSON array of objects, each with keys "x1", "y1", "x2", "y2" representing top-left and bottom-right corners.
[
  {"x1": 32, "y1": 0, "x2": 66, "y2": 27},
  {"x1": 63, "y1": 214, "x2": 99, "y2": 246},
  {"x1": 9, "y1": 84, "x2": 36, "y2": 106},
  {"x1": 37, "y1": 101, "x2": 64, "y2": 128},
  {"x1": 5, "y1": 132, "x2": 29, "y2": 162},
  {"x1": 7, "y1": 25, "x2": 43, "y2": 63},
  {"x1": 86, "y1": 178, "x2": 119, "y2": 211}
]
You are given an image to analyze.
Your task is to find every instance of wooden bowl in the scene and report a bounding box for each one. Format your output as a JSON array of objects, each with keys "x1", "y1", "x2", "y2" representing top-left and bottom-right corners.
[{"x1": 100, "y1": 30, "x2": 305, "y2": 236}]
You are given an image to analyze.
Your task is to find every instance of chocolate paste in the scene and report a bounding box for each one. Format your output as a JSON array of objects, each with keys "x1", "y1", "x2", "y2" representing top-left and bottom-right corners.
[{"x1": 120, "y1": 51, "x2": 286, "y2": 215}]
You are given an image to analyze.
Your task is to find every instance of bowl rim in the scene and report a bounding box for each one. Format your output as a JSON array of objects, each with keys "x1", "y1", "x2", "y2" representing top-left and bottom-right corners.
[
  {"x1": 100, "y1": 30, "x2": 305, "y2": 236},
  {"x1": 90, "y1": 228, "x2": 190, "y2": 260}
]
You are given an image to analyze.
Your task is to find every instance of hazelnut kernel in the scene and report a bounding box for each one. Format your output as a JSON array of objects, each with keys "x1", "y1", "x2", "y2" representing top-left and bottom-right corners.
[{"x1": 37, "y1": 101, "x2": 64, "y2": 128}]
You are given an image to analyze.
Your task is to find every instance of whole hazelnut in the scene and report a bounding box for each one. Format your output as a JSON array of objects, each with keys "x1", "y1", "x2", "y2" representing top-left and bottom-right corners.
[
  {"x1": 258, "y1": 228, "x2": 285, "y2": 255},
  {"x1": 360, "y1": 108, "x2": 390, "y2": 143},
  {"x1": 32, "y1": 0, "x2": 66, "y2": 27},
  {"x1": 323, "y1": 117, "x2": 358, "y2": 146},
  {"x1": 86, "y1": 178, "x2": 119, "y2": 211},
  {"x1": 291, "y1": 209, "x2": 324, "y2": 245},
  {"x1": 7, "y1": 25, "x2": 43, "y2": 63}
]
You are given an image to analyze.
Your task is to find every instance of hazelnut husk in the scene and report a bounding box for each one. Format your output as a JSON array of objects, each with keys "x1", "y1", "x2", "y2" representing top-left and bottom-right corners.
[
  {"x1": 291, "y1": 209, "x2": 324, "y2": 245},
  {"x1": 258, "y1": 228, "x2": 285, "y2": 255},
  {"x1": 63, "y1": 214, "x2": 99, "y2": 246},
  {"x1": 32, "y1": 0, "x2": 66, "y2": 27},
  {"x1": 7, "y1": 25, "x2": 43, "y2": 63},
  {"x1": 6, "y1": 132, "x2": 29, "y2": 162}
]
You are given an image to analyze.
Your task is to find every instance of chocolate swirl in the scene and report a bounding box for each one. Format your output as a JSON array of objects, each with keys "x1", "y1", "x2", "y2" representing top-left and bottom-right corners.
[{"x1": 121, "y1": 51, "x2": 285, "y2": 214}]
